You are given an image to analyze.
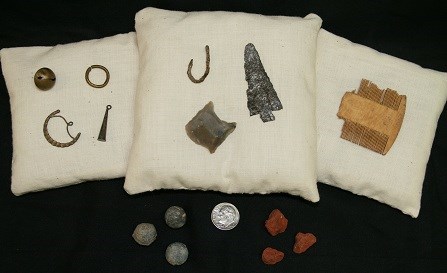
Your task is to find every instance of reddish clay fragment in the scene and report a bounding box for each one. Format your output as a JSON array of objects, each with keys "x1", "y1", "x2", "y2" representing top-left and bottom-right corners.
[
  {"x1": 293, "y1": 232, "x2": 316, "y2": 254},
  {"x1": 265, "y1": 209, "x2": 288, "y2": 236},
  {"x1": 261, "y1": 247, "x2": 284, "y2": 265}
]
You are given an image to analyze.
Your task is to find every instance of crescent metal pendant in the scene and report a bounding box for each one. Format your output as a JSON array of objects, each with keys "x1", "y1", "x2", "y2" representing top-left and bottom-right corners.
[{"x1": 43, "y1": 110, "x2": 81, "y2": 148}]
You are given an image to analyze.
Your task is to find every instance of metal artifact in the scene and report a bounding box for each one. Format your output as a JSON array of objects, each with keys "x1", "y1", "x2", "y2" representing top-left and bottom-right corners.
[
  {"x1": 85, "y1": 65, "x2": 110, "y2": 88},
  {"x1": 211, "y1": 202, "x2": 240, "y2": 230},
  {"x1": 244, "y1": 43, "x2": 282, "y2": 122},
  {"x1": 34, "y1": 67, "x2": 56, "y2": 91},
  {"x1": 97, "y1": 105, "x2": 112, "y2": 142},
  {"x1": 43, "y1": 109, "x2": 81, "y2": 148},
  {"x1": 187, "y1": 45, "x2": 210, "y2": 83}
]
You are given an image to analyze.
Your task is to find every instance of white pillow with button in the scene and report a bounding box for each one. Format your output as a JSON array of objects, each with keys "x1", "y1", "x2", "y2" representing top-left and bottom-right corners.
[{"x1": 0, "y1": 32, "x2": 138, "y2": 195}]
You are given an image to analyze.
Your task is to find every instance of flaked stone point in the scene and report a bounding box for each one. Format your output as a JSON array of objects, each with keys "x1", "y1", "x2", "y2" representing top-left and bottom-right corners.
[
  {"x1": 165, "y1": 206, "x2": 187, "y2": 229},
  {"x1": 185, "y1": 101, "x2": 236, "y2": 154},
  {"x1": 132, "y1": 223, "x2": 157, "y2": 246},
  {"x1": 166, "y1": 242, "x2": 188, "y2": 266}
]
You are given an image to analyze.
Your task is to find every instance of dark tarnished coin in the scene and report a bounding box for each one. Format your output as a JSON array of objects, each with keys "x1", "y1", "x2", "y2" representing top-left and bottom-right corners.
[
  {"x1": 165, "y1": 206, "x2": 186, "y2": 229},
  {"x1": 34, "y1": 67, "x2": 56, "y2": 91},
  {"x1": 211, "y1": 202, "x2": 240, "y2": 230},
  {"x1": 132, "y1": 223, "x2": 157, "y2": 246},
  {"x1": 166, "y1": 242, "x2": 188, "y2": 266}
]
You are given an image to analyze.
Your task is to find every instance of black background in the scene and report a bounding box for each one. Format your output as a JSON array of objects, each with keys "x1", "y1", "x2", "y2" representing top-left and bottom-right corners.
[{"x1": 1, "y1": 1, "x2": 446, "y2": 272}]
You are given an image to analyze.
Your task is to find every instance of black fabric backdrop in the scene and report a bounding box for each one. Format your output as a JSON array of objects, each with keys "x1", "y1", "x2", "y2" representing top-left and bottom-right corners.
[{"x1": 1, "y1": 1, "x2": 446, "y2": 272}]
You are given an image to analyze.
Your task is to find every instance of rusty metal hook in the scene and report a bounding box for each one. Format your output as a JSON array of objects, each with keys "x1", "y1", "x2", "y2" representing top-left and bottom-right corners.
[{"x1": 187, "y1": 45, "x2": 210, "y2": 83}]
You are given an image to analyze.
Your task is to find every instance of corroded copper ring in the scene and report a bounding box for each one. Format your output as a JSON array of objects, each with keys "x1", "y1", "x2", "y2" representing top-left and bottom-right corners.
[{"x1": 85, "y1": 65, "x2": 110, "y2": 88}]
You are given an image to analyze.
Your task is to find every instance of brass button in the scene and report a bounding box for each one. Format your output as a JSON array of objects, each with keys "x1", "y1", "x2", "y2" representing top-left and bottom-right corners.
[{"x1": 34, "y1": 68, "x2": 56, "y2": 91}]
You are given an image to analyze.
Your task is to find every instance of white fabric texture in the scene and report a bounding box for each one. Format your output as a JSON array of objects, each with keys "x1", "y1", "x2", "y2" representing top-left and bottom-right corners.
[
  {"x1": 125, "y1": 7, "x2": 322, "y2": 202},
  {"x1": 316, "y1": 29, "x2": 447, "y2": 217},
  {"x1": 1, "y1": 32, "x2": 138, "y2": 195}
]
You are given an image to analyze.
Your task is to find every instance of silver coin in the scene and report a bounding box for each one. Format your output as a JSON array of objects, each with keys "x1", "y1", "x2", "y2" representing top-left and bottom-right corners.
[{"x1": 211, "y1": 202, "x2": 240, "y2": 230}]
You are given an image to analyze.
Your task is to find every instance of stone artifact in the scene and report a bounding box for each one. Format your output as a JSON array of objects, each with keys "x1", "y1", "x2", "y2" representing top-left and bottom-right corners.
[
  {"x1": 166, "y1": 242, "x2": 188, "y2": 266},
  {"x1": 165, "y1": 206, "x2": 187, "y2": 229},
  {"x1": 293, "y1": 232, "x2": 316, "y2": 254},
  {"x1": 337, "y1": 79, "x2": 406, "y2": 155},
  {"x1": 185, "y1": 101, "x2": 236, "y2": 153},
  {"x1": 261, "y1": 247, "x2": 284, "y2": 265},
  {"x1": 211, "y1": 202, "x2": 240, "y2": 230},
  {"x1": 244, "y1": 43, "x2": 282, "y2": 122},
  {"x1": 132, "y1": 223, "x2": 157, "y2": 246},
  {"x1": 34, "y1": 67, "x2": 56, "y2": 91},
  {"x1": 265, "y1": 209, "x2": 288, "y2": 236}
]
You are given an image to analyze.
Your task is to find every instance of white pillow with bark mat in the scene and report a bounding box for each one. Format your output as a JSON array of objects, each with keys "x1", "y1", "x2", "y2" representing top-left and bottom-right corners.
[{"x1": 316, "y1": 29, "x2": 447, "y2": 217}]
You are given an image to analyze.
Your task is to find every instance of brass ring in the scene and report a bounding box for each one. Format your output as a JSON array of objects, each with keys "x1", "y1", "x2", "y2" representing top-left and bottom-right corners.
[{"x1": 85, "y1": 65, "x2": 110, "y2": 88}]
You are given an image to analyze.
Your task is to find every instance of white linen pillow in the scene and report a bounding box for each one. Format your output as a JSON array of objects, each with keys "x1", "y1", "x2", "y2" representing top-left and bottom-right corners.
[
  {"x1": 316, "y1": 29, "x2": 447, "y2": 217},
  {"x1": 124, "y1": 7, "x2": 322, "y2": 202},
  {"x1": 1, "y1": 32, "x2": 138, "y2": 195}
]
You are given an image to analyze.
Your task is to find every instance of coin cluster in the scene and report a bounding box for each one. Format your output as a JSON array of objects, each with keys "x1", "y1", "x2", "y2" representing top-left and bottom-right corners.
[
  {"x1": 132, "y1": 205, "x2": 189, "y2": 266},
  {"x1": 164, "y1": 206, "x2": 188, "y2": 266},
  {"x1": 131, "y1": 202, "x2": 243, "y2": 266}
]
